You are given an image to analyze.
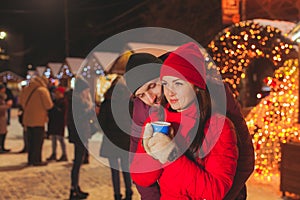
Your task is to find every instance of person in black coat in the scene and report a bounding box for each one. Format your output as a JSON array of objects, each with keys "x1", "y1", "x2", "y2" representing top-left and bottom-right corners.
[
  {"x1": 66, "y1": 77, "x2": 94, "y2": 200},
  {"x1": 98, "y1": 76, "x2": 133, "y2": 200},
  {"x1": 3, "y1": 82, "x2": 13, "y2": 125},
  {"x1": 47, "y1": 86, "x2": 68, "y2": 162}
]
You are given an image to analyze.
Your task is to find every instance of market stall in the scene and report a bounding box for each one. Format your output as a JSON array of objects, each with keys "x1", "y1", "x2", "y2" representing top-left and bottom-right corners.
[{"x1": 57, "y1": 57, "x2": 85, "y2": 88}]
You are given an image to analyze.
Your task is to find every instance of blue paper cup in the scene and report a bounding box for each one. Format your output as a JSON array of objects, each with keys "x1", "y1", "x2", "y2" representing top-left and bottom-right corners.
[{"x1": 151, "y1": 121, "x2": 171, "y2": 135}]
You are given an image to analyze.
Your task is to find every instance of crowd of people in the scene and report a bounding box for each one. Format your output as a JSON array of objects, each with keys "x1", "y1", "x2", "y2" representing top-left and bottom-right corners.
[
  {"x1": 0, "y1": 41, "x2": 255, "y2": 200},
  {"x1": 0, "y1": 76, "x2": 94, "y2": 199}
]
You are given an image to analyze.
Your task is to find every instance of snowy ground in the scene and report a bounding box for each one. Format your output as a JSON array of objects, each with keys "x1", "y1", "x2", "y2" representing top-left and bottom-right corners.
[{"x1": 1, "y1": 109, "x2": 299, "y2": 200}]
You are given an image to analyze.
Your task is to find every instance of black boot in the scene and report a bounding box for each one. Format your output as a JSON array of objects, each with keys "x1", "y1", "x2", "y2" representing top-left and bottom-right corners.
[
  {"x1": 83, "y1": 150, "x2": 89, "y2": 164},
  {"x1": 46, "y1": 154, "x2": 56, "y2": 161},
  {"x1": 0, "y1": 147, "x2": 10, "y2": 153},
  {"x1": 18, "y1": 148, "x2": 27, "y2": 153},
  {"x1": 1, "y1": 148, "x2": 10, "y2": 153},
  {"x1": 0, "y1": 134, "x2": 10, "y2": 152},
  {"x1": 0, "y1": 133, "x2": 10, "y2": 153},
  {"x1": 114, "y1": 194, "x2": 122, "y2": 200},
  {"x1": 123, "y1": 190, "x2": 133, "y2": 200},
  {"x1": 21, "y1": 130, "x2": 29, "y2": 153},
  {"x1": 69, "y1": 187, "x2": 88, "y2": 200},
  {"x1": 77, "y1": 186, "x2": 89, "y2": 196},
  {"x1": 57, "y1": 154, "x2": 68, "y2": 162}
]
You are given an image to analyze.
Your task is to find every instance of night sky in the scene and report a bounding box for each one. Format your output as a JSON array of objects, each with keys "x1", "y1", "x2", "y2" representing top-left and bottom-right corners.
[
  {"x1": 0, "y1": 0, "x2": 143, "y2": 76},
  {"x1": 0, "y1": 0, "x2": 299, "y2": 76}
]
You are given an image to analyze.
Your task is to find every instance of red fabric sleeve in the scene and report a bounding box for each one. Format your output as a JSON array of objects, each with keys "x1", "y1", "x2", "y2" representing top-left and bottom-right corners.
[
  {"x1": 129, "y1": 99, "x2": 150, "y2": 162},
  {"x1": 129, "y1": 99, "x2": 161, "y2": 199},
  {"x1": 160, "y1": 115, "x2": 238, "y2": 199},
  {"x1": 130, "y1": 139, "x2": 163, "y2": 187}
]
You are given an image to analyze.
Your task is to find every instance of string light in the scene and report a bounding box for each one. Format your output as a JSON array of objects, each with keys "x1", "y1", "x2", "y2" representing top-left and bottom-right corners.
[
  {"x1": 207, "y1": 20, "x2": 297, "y2": 97},
  {"x1": 246, "y1": 59, "x2": 300, "y2": 181},
  {"x1": 207, "y1": 20, "x2": 299, "y2": 181}
]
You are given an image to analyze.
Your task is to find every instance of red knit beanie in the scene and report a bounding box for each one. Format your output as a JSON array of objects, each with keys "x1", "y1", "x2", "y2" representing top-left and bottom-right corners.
[
  {"x1": 160, "y1": 42, "x2": 206, "y2": 90},
  {"x1": 55, "y1": 86, "x2": 66, "y2": 94}
]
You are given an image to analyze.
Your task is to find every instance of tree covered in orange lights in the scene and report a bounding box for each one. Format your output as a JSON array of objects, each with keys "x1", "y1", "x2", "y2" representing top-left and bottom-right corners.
[
  {"x1": 207, "y1": 21, "x2": 297, "y2": 97},
  {"x1": 246, "y1": 59, "x2": 300, "y2": 180}
]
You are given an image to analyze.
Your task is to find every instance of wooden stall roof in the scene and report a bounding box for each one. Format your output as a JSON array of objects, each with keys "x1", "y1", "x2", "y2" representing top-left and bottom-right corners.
[
  {"x1": 0, "y1": 70, "x2": 24, "y2": 82},
  {"x1": 64, "y1": 57, "x2": 85, "y2": 75},
  {"x1": 108, "y1": 51, "x2": 132, "y2": 75},
  {"x1": 35, "y1": 66, "x2": 46, "y2": 77},
  {"x1": 92, "y1": 51, "x2": 120, "y2": 73},
  {"x1": 126, "y1": 42, "x2": 178, "y2": 57},
  {"x1": 47, "y1": 62, "x2": 62, "y2": 77}
]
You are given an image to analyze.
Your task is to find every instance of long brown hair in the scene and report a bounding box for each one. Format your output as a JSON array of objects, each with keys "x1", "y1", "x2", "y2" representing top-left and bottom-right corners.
[
  {"x1": 188, "y1": 87, "x2": 212, "y2": 154},
  {"x1": 162, "y1": 85, "x2": 212, "y2": 154}
]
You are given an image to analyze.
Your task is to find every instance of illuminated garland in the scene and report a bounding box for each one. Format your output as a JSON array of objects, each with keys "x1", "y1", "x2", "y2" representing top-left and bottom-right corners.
[
  {"x1": 82, "y1": 50, "x2": 132, "y2": 78},
  {"x1": 81, "y1": 57, "x2": 104, "y2": 79},
  {"x1": 246, "y1": 59, "x2": 300, "y2": 181},
  {"x1": 207, "y1": 21, "x2": 296, "y2": 97}
]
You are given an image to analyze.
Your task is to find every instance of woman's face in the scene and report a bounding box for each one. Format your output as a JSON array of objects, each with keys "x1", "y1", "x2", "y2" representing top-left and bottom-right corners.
[{"x1": 161, "y1": 76, "x2": 196, "y2": 112}]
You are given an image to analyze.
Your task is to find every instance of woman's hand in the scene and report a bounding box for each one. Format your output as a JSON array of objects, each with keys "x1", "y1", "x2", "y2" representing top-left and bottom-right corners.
[
  {"x1": 143, "y1": 123, "x2": 178, "y2": 164},
  {"x1": 142, "y1": 123, "x2": 154, "y2": 154}
]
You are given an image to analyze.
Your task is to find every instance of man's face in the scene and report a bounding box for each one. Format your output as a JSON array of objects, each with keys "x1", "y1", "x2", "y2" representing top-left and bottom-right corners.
[{"x1": 134, "y1": 78, "x2": 162, "y2": 107}]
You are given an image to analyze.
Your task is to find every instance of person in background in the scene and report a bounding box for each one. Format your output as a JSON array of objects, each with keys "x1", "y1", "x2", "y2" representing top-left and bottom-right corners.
[
  {"x1": 17, "y1": 84, "x2": 29, "y2": 153},
  {"x1": 0, "y1": 90, "x2": 9, "y2": 153},
  {"x1": 66, "y1": 77, "x2": 93, "y2": 200},
  {"x1": 0, "y1": 83, "x2": 12, "y2": 153},
  {"x1": 18, "y1": 84, "x2": 28, "y2": 153},
  {"x1": 98, "y1": 76, "x2": 133, "y2": 200},
  {"x1": 47, "y1": 86, "x2": 68, "y2": 162},
  {"x1": 46, "y1": 78, "x2": 58, "y2": 139},
  {"x1": 2, "y1": 82, "x2": 13, "y2": 125},
  {"x1": 19, "y1": 76, "x2": 53, "y2": 166}
]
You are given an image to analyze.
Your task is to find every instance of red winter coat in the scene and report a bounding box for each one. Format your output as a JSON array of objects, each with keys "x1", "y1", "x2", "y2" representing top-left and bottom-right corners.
[
  {"x1": 129, "y1": 98, "x2": 161, "y2": 199},
  {"x1": 130, "y1": 102, "x2": 238, "y2": 200}
]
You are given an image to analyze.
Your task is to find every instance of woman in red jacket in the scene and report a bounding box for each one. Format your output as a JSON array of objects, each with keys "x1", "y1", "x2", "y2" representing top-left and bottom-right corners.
[{"x1": 130, "y1": 42, "x2": 238, "y2": 200}]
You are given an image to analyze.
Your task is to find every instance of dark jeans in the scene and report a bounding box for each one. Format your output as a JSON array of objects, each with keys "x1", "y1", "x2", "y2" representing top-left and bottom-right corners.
[
  {"x1": 27, "y1": 126, "x2": 45, "y2": 164},
  {"x1": 51, "y1": 135, "x2": 66, "y2": 156},
  {"x1": 108, "y1": 157, "x2": 132, "y2": 196},
  {"x1": 7, "y1": 108, "x2": 11, "y2": 125},
  {"x1": 71, "y1": 142, "x2": 86, "y2": 187},
  {"x1": 0, "y1": 133, "x2": 8, "y2": 150},
  {"x1": 22, "y1": 129, "x2": 29, "y2": 152},
  {"x1": 84, "y1": 146, "x2": 89, "y2": 163}
]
